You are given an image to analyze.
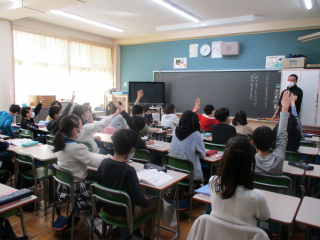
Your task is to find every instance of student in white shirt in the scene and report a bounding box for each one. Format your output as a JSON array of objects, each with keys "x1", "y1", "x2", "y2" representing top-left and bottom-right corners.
[
  {"x1": 209, "y1": 136, "x2": 270, "y2": 230},
  {"x1": 161, "y1": 104, "x2": 179, "y2": 132},
  {"x1": 72, "y1": 95, "x2": 123, "y2": 154},
  {"x1": 53, "y1": 114, "x2": 108, "y2": 209}
]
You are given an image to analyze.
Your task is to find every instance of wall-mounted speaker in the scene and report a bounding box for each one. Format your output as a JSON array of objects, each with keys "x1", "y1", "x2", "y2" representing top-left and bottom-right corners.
[{"x1": 220, "y1": 42, "x2": 240, "y2": 55}]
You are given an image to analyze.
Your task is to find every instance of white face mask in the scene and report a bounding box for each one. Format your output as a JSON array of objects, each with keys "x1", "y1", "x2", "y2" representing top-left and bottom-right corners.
[
  {"x1": 76, "y1": 128, "x2": 84, "y2": 140},
  {"x1": 287, "y1": 81, "x2": 295, "y2": 88},
  {"x1": 29, "y1": 112, "x2": 35, "y2": 118},
  {"x1": 125, "y1": 150, "x2": 135, "y2": 162}
]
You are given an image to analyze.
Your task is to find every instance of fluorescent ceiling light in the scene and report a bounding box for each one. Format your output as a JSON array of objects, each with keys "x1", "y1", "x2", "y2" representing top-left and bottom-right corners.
[
  {"x1": 157, "y1": 15, "x2": 255, "y2": 32},
  {"x1": 298, "y1": 31, "x2": 320, "y2": 42},
  {"x1": 304, "y1": 0, "x2": 313, "y2": 9},
  {"x1": 50, "y1": 10, "x2": 123, "y2": 32},
  {"x1": 153, "y1": 0, "x2": 201, "y2": 23}
]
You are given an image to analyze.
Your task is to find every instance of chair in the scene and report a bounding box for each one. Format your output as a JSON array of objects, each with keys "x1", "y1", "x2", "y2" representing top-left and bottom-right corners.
[
  {"x1": 89, "y1": 183, "x2": 155, "y2": 240},
  {"x1": 78, "y1": 141, "x2": 92, "y2": 152},
  {"x1": 52, "y1": 164, "x2": 76, "y2": 240},
  {"x1": 285, "y1": 151, "x2": 300, "y2": 162},
  {"x1": 165, "y1": 154, "x2": 200, "y2": 223},
  {"x1": 187, "y1": 214, "x2": 269, "y2": 240},
  {"x1": 254, "y1": 173, "x2": 292, "y2": 195},
  {"x1": 13, "y1": 151, "x2": 53, "y2": 215},
  {"x1": 0, "y1": 169, "x2": 13, "y2": 187},
  {"x1": 132, "y1": 149, "x2": 151, "y2": 164},
  {"x1": 237, "y1": 133, "x2": 249, "y2": 139},
  {"x1": 18, "y1": 128, "x2": 34, "y2": 140},
  {"x1": 46, "y1": 134, "x2": 54, "y2": 145},
  {"x1": 155, "y1": 125, "x2": 172, "y2": 141},
  {"x1": 204, "y1": 142, "x2": 226, "y2": 151},
  {"x1": 300, "y1": 141, "x2": 315, "y2": 147}
]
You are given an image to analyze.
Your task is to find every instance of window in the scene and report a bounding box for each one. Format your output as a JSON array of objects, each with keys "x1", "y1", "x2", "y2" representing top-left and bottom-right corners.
[{"x1": 13, "y1": 30, "x2": 113, "y2": 108}]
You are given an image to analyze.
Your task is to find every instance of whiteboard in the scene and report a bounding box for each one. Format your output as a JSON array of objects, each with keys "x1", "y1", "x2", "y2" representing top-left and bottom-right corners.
[{"x1": 300, "y1": 70, "x2": 319, "y2": 126}]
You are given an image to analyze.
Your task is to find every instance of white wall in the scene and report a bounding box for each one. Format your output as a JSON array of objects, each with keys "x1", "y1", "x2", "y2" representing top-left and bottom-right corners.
[{"x1": 0, "y1": 19, "x2": 14, "y2": 110}]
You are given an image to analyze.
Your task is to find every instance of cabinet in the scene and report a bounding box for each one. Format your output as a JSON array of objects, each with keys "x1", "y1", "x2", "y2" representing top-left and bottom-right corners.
[
  {"x1": 104, "y1": 93, "x2": 129, "y2": 113},
  {"x1": 281, "y1": 69, "x2": 320, "y2": 127}
]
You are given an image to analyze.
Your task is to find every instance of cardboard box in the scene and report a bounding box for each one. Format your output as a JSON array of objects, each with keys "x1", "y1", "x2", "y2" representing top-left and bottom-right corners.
[{"x1": 282, "y1": 57, "x2": 306, "y2": 68}]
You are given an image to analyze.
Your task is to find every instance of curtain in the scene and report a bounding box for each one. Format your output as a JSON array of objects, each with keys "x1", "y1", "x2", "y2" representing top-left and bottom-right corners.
[{"x1": 13, "y1": 30, "x2": 113, "y2": 108}]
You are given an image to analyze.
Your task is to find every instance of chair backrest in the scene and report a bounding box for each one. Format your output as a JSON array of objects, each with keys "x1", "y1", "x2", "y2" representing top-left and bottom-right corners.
[
  {"x1": 52, "y1": 164, "x2": 75, "y2": 203},
  {"x1": 187, "y1": 214, "x2": 269, "y2": 240},
  {"x1": 300, "y1": 141, "x2": 315, "y2": 147},
  {"x1": 204, "y1": 142, "x2": 226, "y2": 151},
  {"x1": 285, "y1": 151, "x2": 300, "y2": 162},
  {"x1": 90, "y1": 183, "x2": 132, "y2": 230},
  {"x1": 254, "y1": 173, "x2": 292, "y2": 195},
  {"x1": 19, "y1": 128, "x2": 34, "y2": 140},
  {"x1": 132, "y1": 149, "x2": 151, "y2": 164},
  {"x1": 78, "y1": 142, "x2": 92, "y2": 152},
  {"x1": 13, "y1": 151, "x2": 34, "y2": 165},
  {"x1": 46, "y1": 134, "x2": 55, "y2": 145},
  {"x1": 165, "y1": 154, "x2": 194, "y2": 194},
  {"x1": 100, "y1": 127, "x2": 117, "y2": 135}
]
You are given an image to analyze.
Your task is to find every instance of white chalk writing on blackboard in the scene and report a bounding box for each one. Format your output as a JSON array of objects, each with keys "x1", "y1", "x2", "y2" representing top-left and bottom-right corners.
[{"x1": 265, "y1": 74, "x2": 269, "y2": 108}]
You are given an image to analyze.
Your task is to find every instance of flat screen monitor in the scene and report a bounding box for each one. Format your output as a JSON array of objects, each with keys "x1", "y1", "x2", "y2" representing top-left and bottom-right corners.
[{"x1": 129, "y1": 82, "x2": 165, "y2": 104}]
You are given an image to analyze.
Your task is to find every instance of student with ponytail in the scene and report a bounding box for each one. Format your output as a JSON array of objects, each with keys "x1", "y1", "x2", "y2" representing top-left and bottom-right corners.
[
  {"x1": 53, "y1": 114, "x2": 107, "y2": 209},
  {"x1": 72, "y1": 95, "x2": 123, "y2": 154}
]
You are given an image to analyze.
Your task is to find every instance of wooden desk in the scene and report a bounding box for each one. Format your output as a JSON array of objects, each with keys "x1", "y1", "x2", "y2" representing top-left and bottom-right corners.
[
  {"x1": 93, "y1": 133, "x2": 113, "y2": 144},
  {"x1": 15, "y1": 145, "x2": 57, "y2": 215},
  {"x1": 296, "y1": 197, "x2": 320, "y2": 239},
  {"x1": 0, "y1": 134, "x2": 10, "y2": 139},
  {"x1": 88, "y1": 162, "x2": 187, "y2": 239},
  {"x1": 202, "y1": 151, "x2": 223, "y2": 163},
  {"x1": 298, "y1": 146, "x2": 319, "y2": 155},
  {"x1": 283, "y1": 161, "x2": 305, "y2": 176},
  {"x1": 38, "y1": 127, "x2": 50, "y2": 133},
  {"x1": 304, "y1": 136, "x2": 320, "y2": 143},
  {"x1": 305, "y1": 164, "x2": 320, "y2": 196},
  {"x1": 6, "y1": 143, "x2": 42, "y2": 152},
  {"x1": 204, "y1": 136, "x2": 212, "y2": 142},
  {"x1": 0, "y1": 184, "x2": 37, "y2": 236},
  {"x1": 193, "y1": 189, "x2": 301, "y2": 225}
]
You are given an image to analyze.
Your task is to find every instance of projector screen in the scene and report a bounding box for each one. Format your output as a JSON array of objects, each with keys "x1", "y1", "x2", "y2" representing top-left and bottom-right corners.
[{"x1": 129, "y1": 82, "x2": 165, "y2": 104}]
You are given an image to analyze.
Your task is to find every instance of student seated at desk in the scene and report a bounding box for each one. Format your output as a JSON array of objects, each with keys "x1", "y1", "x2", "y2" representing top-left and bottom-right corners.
[
  {"x1": 82, "y1": 102, "x2": 98, "y2": 122},
  {"x1": 0, "y1": 104, "x2": 21, "y2": 139},
  {"x1": 209, "y1": 137, "x2": 270, "y2": 236},
  {"x1": 232, "y1": 111, "x2": 254, "y2": 137},
  {"x1": 47, "y1": 92, "x2": 76, "y2": 135},
  {"x1": 253, "y1": 91, "x2": 291, "y2": 175},
  {"x1": 97, "y1": 129, "x2": 156, "y2": 240},
  {"x1": 192, "y1": 98, "x2": 218, "y2": 131},
  {"x1": 53, "y1": 114, "x2": 106, "y2": 209},
  {"x1": 210, "y1": 108, "x2": 236, "y2": 145},
  {"x1": 45, "y1": 101, "x2": 62, "y2": 121},
  {"x1": 0, "y1": 139, "x2": 15, "y2": 184},
  {"x1": 72, "y1": 95, "x2": 122, "y2": 154},
  {"x1": 20, "y1": 96, "x2": 46, "y2": 143},
  {"x1": 107, "y1": 101, "x2": 127, "y2": 131},
  {"x1": 169, "y1": 111, "x2": 206, "y2": 181},
  {"x1": 143, "y1": 105, "x2": 153, "y2": 126},
  {"x1": 161, "y1": 104, "x2": 179, "y2": 132}
]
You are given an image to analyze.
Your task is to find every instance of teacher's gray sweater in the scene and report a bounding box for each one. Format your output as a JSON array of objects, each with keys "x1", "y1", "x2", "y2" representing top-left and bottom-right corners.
[
  {"x1": 169, "y1": 131, "x2": 206, "y2": 181},
  {"x1": 255, "y1": 112, "x2": 289, "y2": 175}
]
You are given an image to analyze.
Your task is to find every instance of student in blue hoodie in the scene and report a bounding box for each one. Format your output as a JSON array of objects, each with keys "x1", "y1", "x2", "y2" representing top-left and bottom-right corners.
[{"x1": 0, "y1": 104, "x2": 21, "y2": 138}]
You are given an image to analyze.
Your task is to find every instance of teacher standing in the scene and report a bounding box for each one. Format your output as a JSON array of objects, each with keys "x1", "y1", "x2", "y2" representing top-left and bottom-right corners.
[{"x1": 272, "y1": 74, "x2": 303, "y2": 121}]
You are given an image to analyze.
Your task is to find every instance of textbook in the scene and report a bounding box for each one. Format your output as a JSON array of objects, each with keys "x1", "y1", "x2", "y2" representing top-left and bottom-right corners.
[
  {"x1": 6, "y1": 139, "x2": 33, "y2": 146},
  {"x1": 137, "y1": 169, "x2": 173, "y2": 187},
  {"x1": 195, "y1": 184, "x2": 210, "y2": 196},
  {"x1": 0, "y1": 189, "x2": 32, "y2": 208}
]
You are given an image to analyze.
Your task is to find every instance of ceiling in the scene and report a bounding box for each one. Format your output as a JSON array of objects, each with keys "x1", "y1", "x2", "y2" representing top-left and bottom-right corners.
[{"x1": 9, "y1": 0, "x2": 320, "y2": 39}]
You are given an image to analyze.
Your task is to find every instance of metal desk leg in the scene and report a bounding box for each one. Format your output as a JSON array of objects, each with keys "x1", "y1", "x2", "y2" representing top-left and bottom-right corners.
[
  {"x1": 19, "y1": 207, "x2": 27, "y2": 236},
  {"x1": 157, "y1": 191, "x2": 162, "y2": 240},
  {"x1": 306, "y1": 226, "x2": 311, "y2": 240},
  {"x1": 175, "y1": 183, "x2": 180, "y2": 240},
  {"x1": 44, "y1": 162, "x2": 48, "y2": 215}
]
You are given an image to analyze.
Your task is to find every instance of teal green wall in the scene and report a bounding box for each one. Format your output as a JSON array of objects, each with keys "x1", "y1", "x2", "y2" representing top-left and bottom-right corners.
[{"x1": 120, "y1": 28, "x2": 320, "y2": 90}]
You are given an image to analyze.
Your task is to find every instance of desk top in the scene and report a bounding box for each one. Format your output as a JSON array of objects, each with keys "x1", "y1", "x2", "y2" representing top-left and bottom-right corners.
[
  {"x1": 38, "y1": 127, "x2": 50, "y2": 133},
  {"x1": 298, "y1": 146, "x2": 319, "y2": 156},
  {"x1": 88, "y1": 161, "x2": 187, "y2": 192},
  {"x1": 193, "y1": 189, "x2": 300, "y2": 225},
  {"x1": 304, "y1": 136, "x2": 320, "y2": 142},
  {"x1": 296, "y1": 197, "x2": 320, "y2": 229},
  {"x1": 6, "y1": 143, "x2": 42, "y2": 152},
  {"x1": 15, "y1": 144, "x2": 57, "y2": 161},
  {"x1": 283, "y1": 161, "x2": 305, "y2": 176},
  {"x1": 202, "y1": 151, "x2": 223, "y2": 163},
  {"x1": 94, "y1": 133, "x2": 113, "y2": 144},
  {"x1": 0, "y1": 134, "x2": 10, "y2": 139},
  {"x1": 0, "y1": 184, "x2": 37, "y2": 215},
  {"x1": 305, "y1": 164, "x2": 320, "y2": 179}
]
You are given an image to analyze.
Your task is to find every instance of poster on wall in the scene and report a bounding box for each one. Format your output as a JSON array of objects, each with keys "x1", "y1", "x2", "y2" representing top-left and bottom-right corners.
[
  {"x1": 174, "y1": 58, "x2": 187, "y2": 69},
  {"x1": 266, "y1": 55, "x2": 285, "y2": 69},
  {"x1": 211, "y1": 41, "x2": 222, "y2": 58},
  {"x1": 189, "y1": 44, "x2": 198, "y2": 58}
]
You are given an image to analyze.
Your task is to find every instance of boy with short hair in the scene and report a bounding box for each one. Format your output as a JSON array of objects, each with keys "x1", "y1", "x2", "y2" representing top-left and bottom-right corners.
[
  {"x1": 253, "y1": 90, "x2": 291, "y2": 175},
  {"x1": 210, "y1": 107, "x2": 236, "y2": 144},
  {"x1": 47, "y1": 92, "x2": 76, "y2": 135},
  {"x1": 192, "y1": 98, "x2": 219, "y2": 131},
  {"x1": 0, "y1": 104, "x2": 21, "y2": 138},
  {"x1": 97, "y1": 129, "x2": 156, "y2": 240}
]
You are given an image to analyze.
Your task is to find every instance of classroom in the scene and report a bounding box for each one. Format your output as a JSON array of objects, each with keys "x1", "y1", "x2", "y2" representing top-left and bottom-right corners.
[{"x1": 0, "y1": 0, "x2": 320, "y2": 239}]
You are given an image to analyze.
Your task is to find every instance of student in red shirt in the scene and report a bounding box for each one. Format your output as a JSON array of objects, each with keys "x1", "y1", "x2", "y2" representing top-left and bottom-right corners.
[{"x1": 192, "y1": 98, "x2": 219, "y2": 131}]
